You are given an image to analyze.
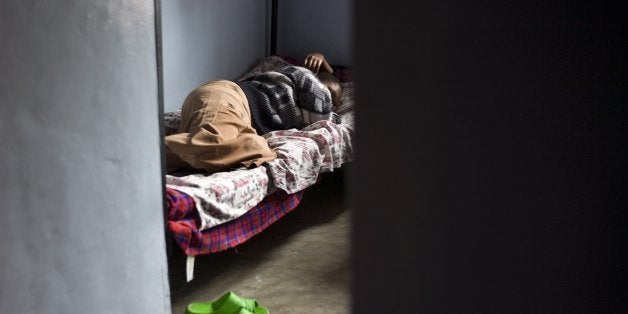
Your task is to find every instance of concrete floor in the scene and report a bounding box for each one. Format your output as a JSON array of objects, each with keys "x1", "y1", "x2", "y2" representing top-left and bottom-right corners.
[{"x1": 167, "y1": 169, "x2": 352, "y2": 314}]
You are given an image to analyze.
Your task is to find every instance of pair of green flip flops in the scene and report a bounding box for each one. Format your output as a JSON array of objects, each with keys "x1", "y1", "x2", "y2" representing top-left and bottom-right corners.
[{"x1": 186, "y1": 291, "x2": 269, "y2": 314}]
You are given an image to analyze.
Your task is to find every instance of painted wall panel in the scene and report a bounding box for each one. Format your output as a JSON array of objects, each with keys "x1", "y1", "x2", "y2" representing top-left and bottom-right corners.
[
  {"x1": 161, "y1": 0, "x2": 270, "y2": 112},
  {"x1": 0, "y1": 1, "x2": 170, "y2": 313}
]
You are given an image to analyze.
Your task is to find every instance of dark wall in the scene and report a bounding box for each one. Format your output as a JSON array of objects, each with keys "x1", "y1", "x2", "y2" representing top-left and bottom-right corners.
[
  {"x1": 352, "y1": 1, "x2": 627, "y2": 313},
  {"x1": 276, "y1": 0, "x2": 352, "y2": 66}
]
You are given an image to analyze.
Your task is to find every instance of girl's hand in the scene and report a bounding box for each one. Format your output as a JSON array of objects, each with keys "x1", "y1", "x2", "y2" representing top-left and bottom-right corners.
[{"x1": 304, "y1": 52, "x2": 334, "y2": 74}]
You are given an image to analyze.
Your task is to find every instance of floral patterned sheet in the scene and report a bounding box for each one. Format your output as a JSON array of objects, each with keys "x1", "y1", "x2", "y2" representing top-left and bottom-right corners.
[{"x1": 165, "y1": 56, "x2": 355, "y2": 231}]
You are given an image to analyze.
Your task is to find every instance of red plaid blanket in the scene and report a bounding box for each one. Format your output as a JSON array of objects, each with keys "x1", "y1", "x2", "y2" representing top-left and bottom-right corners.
[{"x1": 166, "y1": 187, "x2": 304, "y2": 256}]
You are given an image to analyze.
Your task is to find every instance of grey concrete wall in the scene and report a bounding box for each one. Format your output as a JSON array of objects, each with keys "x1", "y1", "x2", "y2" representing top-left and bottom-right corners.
[
  {"x1": 161, "y1": 0, "x2": 270, "y2": 112},
  {"x1": 0, "y1": 1, "x2": 170, "y2": 313},
  {"x1": 277, "y1": 0, "x2": 352, "y2": 66}
]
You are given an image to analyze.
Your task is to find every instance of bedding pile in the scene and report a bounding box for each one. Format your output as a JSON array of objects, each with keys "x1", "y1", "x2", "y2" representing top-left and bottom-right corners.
[{"x1": 165, "y1": 56, "x2": 355, "y2": 256}]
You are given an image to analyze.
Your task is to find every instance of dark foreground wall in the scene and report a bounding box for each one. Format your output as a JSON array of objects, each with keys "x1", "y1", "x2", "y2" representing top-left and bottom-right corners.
[{"x1": 352, "y1": 2, "x2": 627, "y2": 313}]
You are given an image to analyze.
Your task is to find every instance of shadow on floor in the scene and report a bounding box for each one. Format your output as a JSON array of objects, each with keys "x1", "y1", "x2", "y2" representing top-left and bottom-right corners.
[{"x1": 167, "y1": 167, "x2": 351, "y2": 309}]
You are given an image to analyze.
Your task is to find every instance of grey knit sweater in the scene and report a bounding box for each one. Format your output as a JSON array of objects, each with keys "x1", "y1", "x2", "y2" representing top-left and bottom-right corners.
[{"x1": 236, "y1": 66, "x2": 340, "y2": 134}]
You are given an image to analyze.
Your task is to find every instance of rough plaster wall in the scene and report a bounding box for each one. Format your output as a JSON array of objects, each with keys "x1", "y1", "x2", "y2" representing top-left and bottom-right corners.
[
  {"x1": 161, "y1": 0, "x2": 270, "y2": 112},
  {"x1": 277, "y1": 0, "x2": 352, "y2": 66},
  {"x1": 0, "y1": 1, "x2": 170, "y2": 313}
]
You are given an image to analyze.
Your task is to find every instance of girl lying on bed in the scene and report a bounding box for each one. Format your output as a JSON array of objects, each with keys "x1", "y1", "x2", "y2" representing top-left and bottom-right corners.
[{"x1": 164, "y1": 52, "x2": 344, "y2": 175}]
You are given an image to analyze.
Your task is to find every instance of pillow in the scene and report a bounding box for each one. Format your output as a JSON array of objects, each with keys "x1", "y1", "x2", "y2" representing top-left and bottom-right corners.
[
  {"x1": 239, "y1": 55, "x2": 352, "y2": 83},
  {"x1": 331, "y1": 65, "x2": 352, "y2": 83},
  {"x1": 277, "y1": 55, "x2": 352, "y2": 82},
  {"x1": 237, "y1": 56, "x2": 294, "y2": 81}
]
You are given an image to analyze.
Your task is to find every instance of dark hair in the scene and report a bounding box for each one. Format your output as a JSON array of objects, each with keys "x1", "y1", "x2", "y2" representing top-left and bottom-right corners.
[{"x1": 317, "y1": 72, "x2": 343, "y2": 106}]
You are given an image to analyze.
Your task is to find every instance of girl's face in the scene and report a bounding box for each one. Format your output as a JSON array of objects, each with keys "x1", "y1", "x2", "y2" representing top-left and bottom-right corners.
[
  {"x1": 322, "y1": 80, "x2": 343, "y2": 106},
  {"x1": 317, "y1": 72, "x2": 343, "y2": 106}
]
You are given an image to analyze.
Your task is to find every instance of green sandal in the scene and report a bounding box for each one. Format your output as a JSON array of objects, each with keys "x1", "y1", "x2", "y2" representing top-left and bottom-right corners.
[{"x1": 186, "y1": 291, "x2": 269, "y2": 314}]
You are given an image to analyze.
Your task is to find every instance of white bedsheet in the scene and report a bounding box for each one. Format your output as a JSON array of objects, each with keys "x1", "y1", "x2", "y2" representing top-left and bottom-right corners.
[{"x1": 165, "y1": 115, "x2": 353, "y2": 231}]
